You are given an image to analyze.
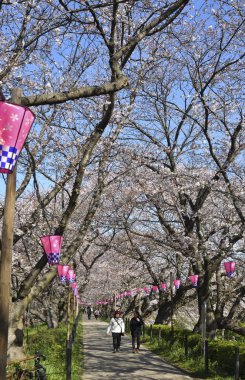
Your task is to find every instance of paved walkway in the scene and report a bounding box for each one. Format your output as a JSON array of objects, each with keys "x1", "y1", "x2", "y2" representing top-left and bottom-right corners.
[{"x1": 82, "y1": 318, "x2": 196, "y2": 380}]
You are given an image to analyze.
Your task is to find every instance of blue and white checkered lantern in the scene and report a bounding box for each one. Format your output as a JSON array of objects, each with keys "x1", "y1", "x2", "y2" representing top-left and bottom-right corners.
[
  {"x1": 224, "y1": 261, "x2": 235, "y2": 278},
  {"x1": 67, "y1": 269, "x2": 76, "y2": 283},
  {"x1": 40, "y1": 235, "x2": 63, "y2": 265},
  {"x1": 189, "y1": 275, "x2": 198, "y2": 287},
  {"x1": 0, "y1": 101, "x2": 35, "y2": 173},
  {"x1": 173, "y1": 279, "x2": 181, "y2": 289},
  {"x1": 57, "y1": 265, "x2": 69, "y2": 282},
  {"x1": 71, "y1": 282, "x2": 77, "y2": 293}
]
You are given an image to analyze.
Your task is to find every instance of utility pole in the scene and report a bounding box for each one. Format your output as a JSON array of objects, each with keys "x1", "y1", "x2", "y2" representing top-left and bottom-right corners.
[{"x1": 0, "y1": 88, "x2": 21, "y2": 379}]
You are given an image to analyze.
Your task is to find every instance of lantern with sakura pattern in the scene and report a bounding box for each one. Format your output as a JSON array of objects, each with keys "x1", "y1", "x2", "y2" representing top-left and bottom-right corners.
[
  {"x1": 0, "y1": 101, "x2": 35, "y2": 173},
  {"x1": 224, "y1": 261, "x2": 235, "y2": 278},
  {"x1": 189, "y1": 275, "x2": 198, "y2": 287},
  {"x1": 57, "y1": 264, "x2": 69, "y2": 282},
  {"x1": 152, "y1": 285, "x2": 158, "y2": 292},
  {"x1": 67, "y1": 269, "x2": 76, "y2": 283},
  {"x1": 70, "y1": 282, "x2": 77, "y2": 293},
  {"x1": 40, "y1": 235, "x2": 63, "y2": 265},
  {"x1": 161, "y1": 283, "x2": 167, "y2": 292},
  {"x1": 173, "y1": 279, "x2": 181, "y2": 289}
]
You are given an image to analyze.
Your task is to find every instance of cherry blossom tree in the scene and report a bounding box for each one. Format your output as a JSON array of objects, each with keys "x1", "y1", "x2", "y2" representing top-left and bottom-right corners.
[
  {"x1": 0, "y1": 1, "x2": 192, "y2": 365},
  {"x1": 0, "y1": 3, "x2": 244, "y2": 372},
  {"x1": 86, "y1": 0, "x2": 245, "y2": 334}
]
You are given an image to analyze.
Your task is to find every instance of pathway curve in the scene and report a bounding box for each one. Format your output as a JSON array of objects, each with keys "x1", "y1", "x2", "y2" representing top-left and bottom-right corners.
[{"x1": 82, "y1": 318, "x2": 196, "y2": 380}]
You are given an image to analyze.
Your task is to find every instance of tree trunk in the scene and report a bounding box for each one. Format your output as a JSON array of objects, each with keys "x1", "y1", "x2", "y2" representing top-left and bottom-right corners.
[
  {"x1": 154, "y1": 286, "x2": 188, "y2": 325},
  {"x1": 217, "y1": 318, "x2": 245, "y2": 336},
  {"x1": 8, "y1": 305, "x2": 26, "y2": 362},
  {"x1": 45, "y1": 307, "x2": 54, "y2": 329},
  {"x1": 194, "y1": 275, "x2": 217, "y2": 338},
  {"x1": 124, "y1": 295, "x2": 137, "y2": 316},
  {"x1": 155, "y1": 300, "x2": 172, "y2": 324},
  {"x1": 58, "y1": 301, "x2": 67, "y2": 323}
]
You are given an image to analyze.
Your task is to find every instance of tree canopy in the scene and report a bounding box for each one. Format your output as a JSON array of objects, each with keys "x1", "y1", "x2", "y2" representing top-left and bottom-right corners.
[{"x1": 0, "y1": 0, "x2": 244, "y2": 346}]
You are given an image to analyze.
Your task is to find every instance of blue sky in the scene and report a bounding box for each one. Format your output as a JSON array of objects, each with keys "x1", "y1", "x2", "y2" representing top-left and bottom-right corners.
[{"x1": 0, "y1": 174, "x2": 7, "y2": 200}]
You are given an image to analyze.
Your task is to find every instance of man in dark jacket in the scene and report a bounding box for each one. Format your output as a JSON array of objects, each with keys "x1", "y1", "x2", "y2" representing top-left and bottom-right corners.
[
  {"x1": 130, "y1": 311, "x2": 144, "y2": 353},
  {"x1": 87, "y1": 306, "x2": 92, "y2": 320}
]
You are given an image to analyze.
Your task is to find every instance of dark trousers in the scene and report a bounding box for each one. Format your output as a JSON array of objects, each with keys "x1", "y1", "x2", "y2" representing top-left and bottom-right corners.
[
  {"x1": 132, "y1": 331, "x2": 141, "y2": 349},
  {"x1": 112, "y1": 332, "x2": 121, "y2": 349}
]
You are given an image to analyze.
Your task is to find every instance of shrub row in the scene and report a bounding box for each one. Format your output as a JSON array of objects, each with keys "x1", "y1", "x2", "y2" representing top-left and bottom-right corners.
[
  {"x1": 132, "y1": 323, "x2": 245, "y2": 377},
  {"x1": 208, "y1": 340, "x2": 245, "y2": 376}
]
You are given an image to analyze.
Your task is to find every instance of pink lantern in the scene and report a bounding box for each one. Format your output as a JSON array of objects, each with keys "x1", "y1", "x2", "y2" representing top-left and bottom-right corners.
[
  {"x1": 57, "y1": 265, "x2": 69, "y2": 282},
  {"x1": 143, "y1": 286, "x2": 149, "y2": 293},
  {"x1": 152, "y1": 285, "x2": 158, "y2": 292},
  {"x1": 189, "y1": 275, "x2": 198, "y2": 287},
  {"x1": 67, "y1": 269, "x2": 76, "y2": 283},
  {"x1": 70, "y1": 282, "x2": 77, "y2": 289},
  {"x1": 224, "y1": 261, "x2": 235, "y2": 278},
  {"x1": 40, "y1": 235, "x2": 63, "y2": 265},
  {"x1": 161, "y1": 283, "x2": 167, "y2": 292},
  {"x1": 173, "y1": 279, "x2": 181, "y2": 289},
  {"x1": 0, "y1": 101, "x2": 35, "y2": 173}
]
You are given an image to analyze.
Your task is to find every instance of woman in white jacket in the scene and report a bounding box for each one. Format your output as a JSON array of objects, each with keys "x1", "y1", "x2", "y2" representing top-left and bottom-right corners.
[{"x1": 107, "y1": 310, "x2": 125, "y2": 353}]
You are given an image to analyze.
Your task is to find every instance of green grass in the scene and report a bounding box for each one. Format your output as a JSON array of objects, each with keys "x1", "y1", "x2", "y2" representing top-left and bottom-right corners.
[
  {"x1": 72, "y1": 322, "x2": 84, "y2": 379},
  {"x1": 133, "y1": 324, "x2": 245, "y2": 380},
  {"x1": 17, "y1": 321, "x2": 83, "y2": 379},
  {"x1": 142, "y1": 336, "x2": 236, "y2": 380},
  {"x1": 143, "y1": 337, "x2": 203, "y2": 378}
]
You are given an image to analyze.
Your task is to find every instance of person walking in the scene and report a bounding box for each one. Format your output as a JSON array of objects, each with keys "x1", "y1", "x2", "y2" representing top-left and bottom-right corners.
[
  {"x1": 130, "y1": 311, "x2": 144, "y2": 353},
  {"x1": 87, "y1": 306, "x2": 92, "y2": 320},
  {"x1": 107, "y1": 310, "x2": 125, "y2": 353},
  {"x1": 94, "y1": 309, "x2": 100, "y2": 320}
]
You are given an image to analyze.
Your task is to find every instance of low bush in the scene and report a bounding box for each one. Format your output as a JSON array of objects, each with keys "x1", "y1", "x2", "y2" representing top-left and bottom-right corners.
[
  {"x1": 209, "y1": 340, "x2": 245, "y2": 377},
  {"x1": 140, "y1": 324, "x2": 245, "y2": 379},
  {"x1": 22, "y1": 319, "x2": 83, "y2": 380}
]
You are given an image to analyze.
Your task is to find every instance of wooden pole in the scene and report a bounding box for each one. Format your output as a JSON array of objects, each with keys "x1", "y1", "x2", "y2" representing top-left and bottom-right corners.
[
  {"x1": 204, "y1": 339, "x2": 209, "y2": 375},
  {"x1": 184, "y1": 334, "x2": 188, "y2": 359},
  {"x1": 73, "y1": 293, "x2": 76, "y2": 321},
  {"x1": 170, "y1": 271, "x2": 174, "y2": 340},
  {"x1": 201, "y1": 301, "x2": 207, "y2": 352},
  {"x1": 0, "y1": 88, "x2": 21, "y2": 380},
  {"x1": 66, "y1": 286, "x2": 71, "y2": 343},
  {"x1": 234, "y1": 346, "x2": 239, "y2": 380},
  {"x1": 75, "y1": 295, "x2": 79, "y2": 320},
  {"x1": 66, "y1": 286, "x2": 72, "y2": 380}
]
